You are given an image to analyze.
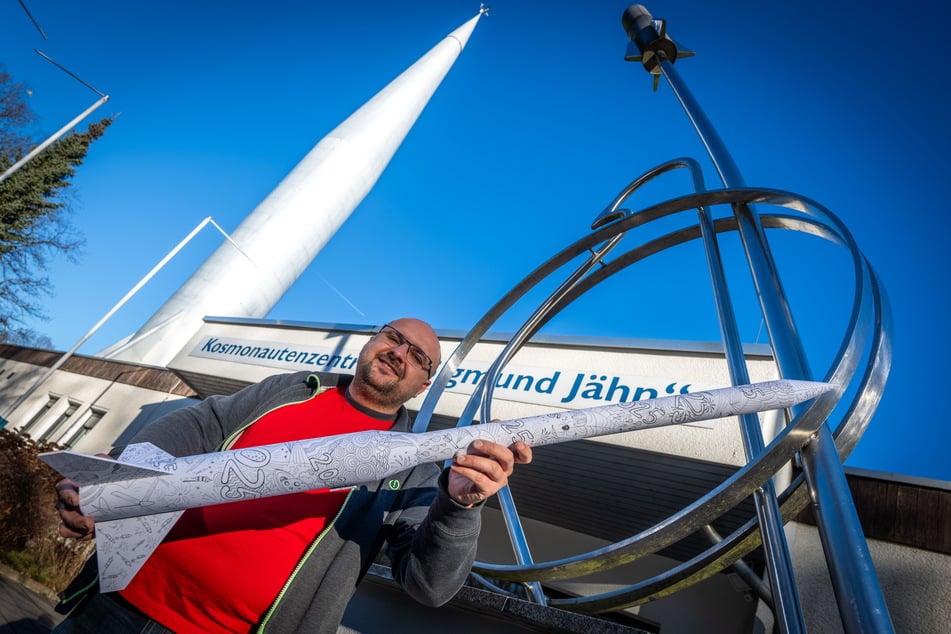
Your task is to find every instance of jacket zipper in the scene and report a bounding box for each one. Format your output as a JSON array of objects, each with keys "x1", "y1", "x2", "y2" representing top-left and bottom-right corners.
[{"x1": 256, "y1": 488, "x2": 355, "y2": 633}]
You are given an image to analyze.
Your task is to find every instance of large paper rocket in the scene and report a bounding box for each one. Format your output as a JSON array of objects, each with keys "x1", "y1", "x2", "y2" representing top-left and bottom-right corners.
[{"x1": 41, "y1": 378, "x2": 831, "y2": 592}]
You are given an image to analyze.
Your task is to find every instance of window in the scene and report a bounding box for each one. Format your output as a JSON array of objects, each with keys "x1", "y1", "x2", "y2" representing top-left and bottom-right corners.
[
  {"x1": 63, "y1": 408, "x2": 106, "y2": 448},
  {"x1": 40, "y1": 400, "x2": 80, "y2": 443},
  {"x1": 21, "y1": 395, "x2": 59, "y2": 435}
]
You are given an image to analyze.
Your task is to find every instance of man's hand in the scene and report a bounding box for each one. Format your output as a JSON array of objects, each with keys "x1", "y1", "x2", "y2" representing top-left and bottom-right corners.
[
  {"x1": 55, "y1": 451, "x2": 112, "y2": 540},
  {"x1": 56, "y1": 478, "x2": 96, "y2": 540},
  {"x1": 448, "y1": 440, "x2": 532, "y2": 507}
]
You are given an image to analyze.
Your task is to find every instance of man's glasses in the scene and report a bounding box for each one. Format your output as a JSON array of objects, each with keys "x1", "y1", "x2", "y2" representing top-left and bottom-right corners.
[{"x1": 375, "y1": 325, "x2": 434, "y2": 376}]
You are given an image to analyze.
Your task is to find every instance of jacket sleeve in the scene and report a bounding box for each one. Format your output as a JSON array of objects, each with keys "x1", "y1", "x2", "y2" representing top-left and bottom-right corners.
[
  {"x1": 385, "y1": 467, "x2": 484, "y2": 607},
  {"x1": 123, "y1": 371, "x2": 312, "y2": 456}
]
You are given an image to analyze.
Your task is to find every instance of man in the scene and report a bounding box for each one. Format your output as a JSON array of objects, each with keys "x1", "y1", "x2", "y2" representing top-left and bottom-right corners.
[{"x1": 53, "y1": 318, "x2": 532, "y2": 634}]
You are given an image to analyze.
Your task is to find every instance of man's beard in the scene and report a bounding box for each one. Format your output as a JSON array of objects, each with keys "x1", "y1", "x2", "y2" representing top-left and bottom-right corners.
[{"x1": 356, "y1": 353, "x2": 414, "y2": 410}]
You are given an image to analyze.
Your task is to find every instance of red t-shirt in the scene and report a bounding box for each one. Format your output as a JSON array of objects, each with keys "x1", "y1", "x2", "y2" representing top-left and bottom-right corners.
[{"x1": 119, "y1": 385, "x2": 395, "y2": 633}]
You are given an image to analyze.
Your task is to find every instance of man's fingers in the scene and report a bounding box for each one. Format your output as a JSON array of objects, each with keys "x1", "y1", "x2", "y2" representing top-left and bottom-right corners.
[
  {"x1": 453, "y1": 451, "x2": 507, "y2": 482},
  {"x1": 55, "y1": 479, "x2": 81, "y2": 506},
  {"x1": 58, "y1": 512, "x2": 94, "y2": 540},
  {"x1": 467, "y1": 440, "x2": 516, "y2": 472},
  {"x1": 512, "y1": 441, "x2": 533, "y2": 464},
  {"x1": 58, "y1": 488, "x2": 80, "y2": 508},
  {"x1": 58, "y1": 522, "x2": 90, "y2": 540},
  {"x1": 448, "y1": 439, "x2": 533, "y2": 506},
  {"x1": 55, "y1": 477, "x2": 95, "y2": 539}
]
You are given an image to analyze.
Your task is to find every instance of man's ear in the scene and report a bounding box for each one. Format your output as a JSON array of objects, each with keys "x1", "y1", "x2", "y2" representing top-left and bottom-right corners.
[{"x1": 415, "y1": 380, "x2": 432, "y2": 397}]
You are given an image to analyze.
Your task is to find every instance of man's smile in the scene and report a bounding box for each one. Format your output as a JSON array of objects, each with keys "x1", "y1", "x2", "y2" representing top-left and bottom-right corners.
[{"x1": 374, "y1": 354, "x2": 402, "y2": 379}]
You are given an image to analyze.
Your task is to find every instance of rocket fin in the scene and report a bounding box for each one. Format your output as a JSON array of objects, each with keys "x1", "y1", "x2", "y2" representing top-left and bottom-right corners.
[
  {"x1": 39, "y1": 442, "x2": 171, "y2": 486},
  {"x1": 95, "y1": 509, "x2": 184, "y2": 593},
  {"x1": 116, "y1": 441, "x2": 176, "y2": 465},
  {"x1": 40, "y1": 442, "x2": 183, "y2": 592}
]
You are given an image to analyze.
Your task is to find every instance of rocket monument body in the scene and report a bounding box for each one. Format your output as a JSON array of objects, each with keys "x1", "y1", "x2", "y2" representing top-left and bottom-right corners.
[{"x1": 109, "y1": 12, "x2": 484, "y2": 366}]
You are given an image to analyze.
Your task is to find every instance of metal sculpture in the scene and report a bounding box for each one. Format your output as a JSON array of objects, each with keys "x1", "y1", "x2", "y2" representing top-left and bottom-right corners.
[{"x1": 407, "y1": 6, "x2": 893, "y2": 633}]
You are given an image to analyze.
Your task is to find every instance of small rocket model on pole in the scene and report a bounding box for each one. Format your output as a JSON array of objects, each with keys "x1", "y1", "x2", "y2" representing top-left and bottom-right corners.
[{"x1": 41, "y1": 379, "x2": 832, "y2": 592}]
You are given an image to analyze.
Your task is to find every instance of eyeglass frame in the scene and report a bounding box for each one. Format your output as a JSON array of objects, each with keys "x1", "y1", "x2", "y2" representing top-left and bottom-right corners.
[{"x1": 375, "y1": 324, "x2": 435, "y2": 376}]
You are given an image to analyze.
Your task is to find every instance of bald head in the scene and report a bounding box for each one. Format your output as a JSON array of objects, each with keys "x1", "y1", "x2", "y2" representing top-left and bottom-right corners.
[{"x1": 386, "y1": 317, "x2": 441, "y2": 374}]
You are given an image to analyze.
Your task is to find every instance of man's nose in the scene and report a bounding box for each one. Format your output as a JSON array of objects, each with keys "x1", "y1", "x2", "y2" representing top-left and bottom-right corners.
[{"x1": 387, "y1": 344, "x2": 409, "y2": 362}]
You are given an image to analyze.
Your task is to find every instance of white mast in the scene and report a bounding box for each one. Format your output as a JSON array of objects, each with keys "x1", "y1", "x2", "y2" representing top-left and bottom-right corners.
[{"x1": 110, "y1": 12, "x2": 483, "y2": 366}]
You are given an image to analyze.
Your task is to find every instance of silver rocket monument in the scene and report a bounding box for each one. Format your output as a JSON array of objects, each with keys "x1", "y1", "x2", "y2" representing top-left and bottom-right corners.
[{"x1": 109, "y1": 12, "x2": 484, "y2": 366}]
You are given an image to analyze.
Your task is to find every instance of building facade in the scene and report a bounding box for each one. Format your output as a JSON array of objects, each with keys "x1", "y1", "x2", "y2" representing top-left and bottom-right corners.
[{"x1": 3, "y1": 318, "x2": 947, "y2": 633}]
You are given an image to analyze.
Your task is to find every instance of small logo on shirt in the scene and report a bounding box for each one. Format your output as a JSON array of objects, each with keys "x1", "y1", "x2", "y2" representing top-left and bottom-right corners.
[{"x1": 388, "y1": 479, "x2": 401, "y2": 491}]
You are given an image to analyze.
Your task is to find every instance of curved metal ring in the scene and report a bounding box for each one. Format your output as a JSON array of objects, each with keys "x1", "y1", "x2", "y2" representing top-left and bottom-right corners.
[{"x1": 414, "y1": 168, "x2": 889, "y2": 613}]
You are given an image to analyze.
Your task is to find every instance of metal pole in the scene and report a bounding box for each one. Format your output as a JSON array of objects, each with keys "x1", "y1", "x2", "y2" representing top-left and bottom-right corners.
[
  {"x1": 659, "y1": 57, "x2": 893, "y2": 634},
  {"x1": 620, "y1": 5, "x2": 894, "y2": 631},
  {"x1": 0, "y1": 50, "x2": 109, "y2": 185},
  {"x1": 695, "y1": 179, "x2": 806, "y2": 633},
  {"x1": 462, "y1": 229, "x2": 631, "y2": 606},
  {"x1": 0, "y1": 217, "x2": 249, "y2": 425},
  {"x1": 0, "y1": 95, "x2": 109, "y2": 185}
]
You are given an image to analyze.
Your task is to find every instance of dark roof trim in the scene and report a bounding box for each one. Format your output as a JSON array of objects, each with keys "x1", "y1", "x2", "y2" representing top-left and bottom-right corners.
[
  {"x1": 796, "y1": 468, "x2": 951, "y2": 554},
  {"x1": 0, "y1": 344, "x2": 197, "y2": 397}
]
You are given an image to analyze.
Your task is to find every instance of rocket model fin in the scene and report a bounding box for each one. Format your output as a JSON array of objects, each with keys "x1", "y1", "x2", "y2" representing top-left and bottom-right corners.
[
  {"x1": 42, "y1": 442, "x2": 184, "y2": 592},
  {"x1": 95, "y1": 510, "x2": 185, "y2": 592},
  {"x1": 39, "y1": 442, "x2": 171, "y2": 486},
  {"x1": 95, "y1": 443, "x2": 185, "y2": 592}
]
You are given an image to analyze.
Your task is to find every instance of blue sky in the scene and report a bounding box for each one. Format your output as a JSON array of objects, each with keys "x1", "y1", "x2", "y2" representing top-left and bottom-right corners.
[{"x1": 2, "y1": 1, "x2": 948, "y2": 481}]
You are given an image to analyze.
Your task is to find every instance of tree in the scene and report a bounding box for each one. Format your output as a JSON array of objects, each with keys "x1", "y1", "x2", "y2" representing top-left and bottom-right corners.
[{"x1": 0, "y1": 65, "x2": 112, "y2": 346}]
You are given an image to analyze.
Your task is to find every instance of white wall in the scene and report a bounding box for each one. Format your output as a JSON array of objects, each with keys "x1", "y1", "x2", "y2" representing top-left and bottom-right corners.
[
  {"x1": 1, "y1": 356, "x2": 195, "y2": 453},
  {"x1": 788, "y1": 522, "x2": 951, "y2": 633}
]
